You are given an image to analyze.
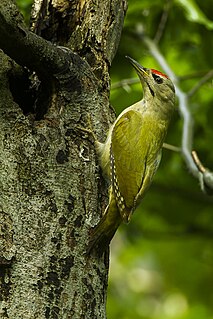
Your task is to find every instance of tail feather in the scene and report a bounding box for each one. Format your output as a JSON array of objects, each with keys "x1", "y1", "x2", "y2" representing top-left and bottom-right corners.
[{"x1": 86, "y1": 196, "x2": 122, "y2": 256}]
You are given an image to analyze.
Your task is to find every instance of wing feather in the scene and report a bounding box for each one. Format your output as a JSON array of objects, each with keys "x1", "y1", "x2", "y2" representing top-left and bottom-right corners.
[{"x1": 111, "y1": 109, "x2": 165, "y2": 222}]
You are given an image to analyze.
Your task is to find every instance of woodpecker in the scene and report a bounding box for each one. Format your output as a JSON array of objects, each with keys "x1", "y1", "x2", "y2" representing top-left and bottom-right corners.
[{"x1": 88, "y1": 56, "x2": 175, "y2": 254}]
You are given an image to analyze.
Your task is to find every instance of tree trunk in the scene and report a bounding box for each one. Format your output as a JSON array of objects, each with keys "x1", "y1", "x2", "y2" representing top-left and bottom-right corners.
[{"x1": 0, "y1": 0, "x2": 127, "y2": 318}]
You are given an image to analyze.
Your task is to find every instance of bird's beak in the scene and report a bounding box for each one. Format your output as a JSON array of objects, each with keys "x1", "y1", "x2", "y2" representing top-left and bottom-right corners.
[{"x1": 125, "y1": 56, "x2": 149, "y2": 77}]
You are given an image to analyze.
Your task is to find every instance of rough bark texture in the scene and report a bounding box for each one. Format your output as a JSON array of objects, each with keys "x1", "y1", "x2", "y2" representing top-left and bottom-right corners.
[{"x1": 0, "y1": 0, "x2": 127, "y2": 318}]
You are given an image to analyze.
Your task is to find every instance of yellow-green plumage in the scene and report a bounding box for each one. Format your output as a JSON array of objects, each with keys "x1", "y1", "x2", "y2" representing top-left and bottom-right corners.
[
  {"x1": 111, "y1": 109, "x2": 166, "y2": 222},
  {"x1": 88, "y1": 57, "x2": 175, "y2": 254}
]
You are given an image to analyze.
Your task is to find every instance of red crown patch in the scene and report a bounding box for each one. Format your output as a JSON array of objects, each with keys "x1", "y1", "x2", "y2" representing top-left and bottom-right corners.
[{"x1": 151, "y1": 69, "x2": 169, "y2": 79}]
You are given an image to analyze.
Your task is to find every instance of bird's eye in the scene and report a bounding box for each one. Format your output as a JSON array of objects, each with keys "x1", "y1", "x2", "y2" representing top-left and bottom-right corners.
[{"x1": 152, "y1": 73, "x2": 163, "y2": 84}]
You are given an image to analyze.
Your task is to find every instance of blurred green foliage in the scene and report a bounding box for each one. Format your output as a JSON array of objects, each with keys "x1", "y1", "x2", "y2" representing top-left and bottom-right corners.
[
  {"x1": 16, "y1": 0, "x2": 33, "y2": 24},
  {"x1": 15, "y1": 0, "x2": 213, "y2": 318},
  {"x1": 109, "y1": 0, "x2": 213, "y2": 318}
]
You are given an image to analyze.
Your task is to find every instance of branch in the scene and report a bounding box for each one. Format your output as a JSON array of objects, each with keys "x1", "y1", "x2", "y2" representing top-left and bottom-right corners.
[
  {"x1": 0, "y1": 0, "x2": 87, "y2": 88},
  {"x1": 192, "y1": 151, "x2": 213, "y2": 195}
]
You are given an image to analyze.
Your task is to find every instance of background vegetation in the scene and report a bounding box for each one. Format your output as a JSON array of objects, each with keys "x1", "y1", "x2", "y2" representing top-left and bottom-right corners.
[{"x1": 16, "y1": 0, "x2": 213, "y2": 318}]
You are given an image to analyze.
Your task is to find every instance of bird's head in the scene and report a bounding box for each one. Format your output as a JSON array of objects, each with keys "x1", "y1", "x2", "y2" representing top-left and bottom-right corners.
[{"x1": 126, "y1": 56, "x2": 175, "y2": 115}]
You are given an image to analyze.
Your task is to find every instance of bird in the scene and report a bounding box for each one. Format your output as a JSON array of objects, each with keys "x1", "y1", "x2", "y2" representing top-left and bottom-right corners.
[{"x1": 87, "y1": 56, "x2": 176, "y2": 254}]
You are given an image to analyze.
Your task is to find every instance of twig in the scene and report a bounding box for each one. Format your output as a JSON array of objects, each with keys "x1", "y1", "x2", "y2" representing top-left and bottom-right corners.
[
  {"x1": 191, "y1": 150, "x2": 206, "y2": 173},
  {"x1": 154, "y1": 0, "x2": 171, "y2": 43},
  {"x1": 192, "y1": 151, "x2": 213, "y2": 195},
  {"x1": 163, "y1": 143, "x2": 180, "y2": 152},
  {"x1": 111, "y1": 77, "x2": 139, "y2": 90},
  {"x1": 188, "y1": 69, "x2": 213, "y2": 98}
]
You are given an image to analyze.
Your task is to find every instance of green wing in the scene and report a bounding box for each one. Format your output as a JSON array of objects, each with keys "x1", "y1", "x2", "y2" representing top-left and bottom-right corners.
[{"x1": 111, "y1": 109, "x2": 164, "y2": 223}]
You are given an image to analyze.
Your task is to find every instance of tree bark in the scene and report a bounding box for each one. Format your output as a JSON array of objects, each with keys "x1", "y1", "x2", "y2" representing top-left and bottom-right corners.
[{"x1": 0, "y1": 0, "x2": 127, "y2": 318}]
